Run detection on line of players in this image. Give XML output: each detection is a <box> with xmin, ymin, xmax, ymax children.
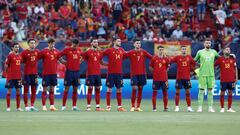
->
<box><xmin>4</xmin><ymin>37</ymin><xmax>238</xmax><ymax>112</ymax></box>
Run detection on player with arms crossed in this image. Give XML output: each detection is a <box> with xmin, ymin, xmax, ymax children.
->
<box><xmin>194</xmin><ymin>38</ymin><xmax>219</xmax><ymax>112</ymax></box>
<box><xmin>103</xmin><ymin>37</ymin><xmax>127</xmax><ymax>111</ymax></box>
<box><xmin>5</xmin><ymin>43</ymin><xmax>23</xmax><ymax>111</ymax></box>
<box><xmin>125</xmin><ymin>38</ymin><xmax>152</xmax><ymax>112</ymax></box>
<box><xmin>39</xmin><ymin>38</ymin><xmax>61</xmax><ymax>111</ymax></box>
<box><xmin>215</xmin><ymin>47</ymin><xmax>238</xmax><ymax>112</ymax></box>
<box><xmin>21</xmin><ymin>39</ymin><xmax>39</xmax><ymax>111</ymax></box>
<box><xmin>60</xmin><ymin>39</ymin><xmax>82</xmax><ymax>111</ymax></box>
<box><xmin>171</xmin><ymin>46</ymin><xmax>195</xmax><ymax>112</ymax></box>
<box><xmin>82</xmin><ymin>38</ymin><xmax>105</xmax><ymax>111</ymax></box>
<box><xmin>149</xmin><ymin>46</ymin><xmax>170</xmax><ymax>112</ymax></box>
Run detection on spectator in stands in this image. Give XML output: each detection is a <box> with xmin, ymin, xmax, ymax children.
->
<box><xmin>162</xmin><ymin>26</ymin><xmax>173</xmax><ymax>41</ymax></box>
<box><xmin>197</xmin><ymin>0</ymin><xmax>206</xmax><ymax>21</ymax></box>
<box><xmin>77</xmin><ymin>15</ymin><xmax>87</xmax><ymax>40</ymax></box>
<box><xmin>86</xmin><ymin>13</ymin><xmax>96</xmax><ymax>38</ymax></box>
<box><xmin>56</xmin><ymin>27</ymin><xmax>66</xmax><ymax>39</ymax></box>
<box><xmin>97</xmin><ymin>17</ymin><xmax>107</xmax><ymax>39</ymax></box>
<box><xmin>203</xmin><ymin>27</ymin><xmax>213</xmax><ymax>39</ymax></box>
<box><xmin>112</xmin><ymin>0</ymin><xmax>123</xmax><ymax>22</ymax></box>
<box><xmin>193</xmin><ymin>28</ymin><xmax>204</xmax><ymax>41</ymax></box>
<box><xmin>34</xmin><ymin>3</ymin><xmax>45</xmax><ymax>15</ymax></box>
<box><xmin>2</xmin><ymin>6</ymin><xmax>11</xmax><ymax>25</ymax></box>
<box><xmin>145</xmin><ymin>26</ymin><xmax>154</xmax><ymax>41</ymax></box>
<box><xmin>13</xmin><ymin>21</ymin><xmax>26</xmax><ymax>41</ymax></box>
<box><xmin>212</xmin><ymin>5</ymin><xmax>227</xmax><ymax>36</ymax></box>
<box><xmin>16</xmin><ymin>1</ymin><xmax>28</xmax><ymax>26</ymax></box>
<box><xmin>124</xmin><ymin>26</ymin><xmax>136</xmax><ymax>41</ymax></box>
<box><xmin>172</xmin><ymin>25</ymin><xmax>183</xmax><ymax>40</ymax></box>
<box><xmin>131</xmin><ymin>4</ymin><xmax>138</xmax><ymax>18</ymax></box>
<box><xmin>59</xmin><ymin>1</ymin><xmax>71</xmax><ymax>27</ymax></box>
<box><xmin>0</xmin><ymin>23</ymin><xmax>5</xmax><ymax>39</ymax></box>
<box><xmin>185</xmin><ymin>4</ymin><xmax>194</xmax><ymax>24</ymax></box>
<box><xmin>184</xmin><ymin>27</ymin><xmax>194</xmax><ymax>40</ymax></box>
<box><xmin>164</xmin><ymin>16</ymin><xmax>174</xmax><ymax>29</ymax></box>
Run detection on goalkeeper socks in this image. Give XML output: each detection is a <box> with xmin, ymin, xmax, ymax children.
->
<box><xmin>42</xmin><ymin>91</ymin><xmax>47</xmax><ymax>106</ymax></box>
<box><xmin>49</xmin><ymin>91</ymin><xmax>54</xmax><ymax>105</ymax></box>
<box><xmin>72</xmin><ymin>91</ymin><xmax>78</xmax><ymax>107</ymax></box>
<box><xmin>152</xmin><ymin>91</ymin><xmax>158</xmax><ymax>109</ymax></box>
<box><xmin>186</xmin><ymin>93</ymin><xmax>191</xmax><ymax>107</ymax></box>
<box><xmin>175</xmin><ymin>92</ymin><xmax>180</xmax><ymax>106</ymax></box>
<box><xmin>220</xmin><ymin>91</ymin><xmax>225</xmax><ymax>108</ymax></box>
<box><xmin>95</xmin><ymin>87</ymin><xmax>101</xmax><ymax>105</ymax></box>
<box><xmin>162</xmin><ymin>90</ymin><xmax>168</xmax><ymax>109</ymax></box>
<box><xmin>106</xmin><ymin>92</ymin><xmax>111</xmax><ymax>107</ymax></box>
<box><xmin>198</xmin><ymin>89</ymin><xmax>204</xmax><ymax>107</ymax></box>
<box><xmin>207</xmin><ymin>90</ymin><xmax>213</xmax><ymax>108</ymax></box>
<box><xmin>30</xmin><ymin>86</ymin><xmax>36</xmax><ymax>107</ymax></box>
<box><xmin>6</xmin><ymin>93</ymin><xmax>11</xmax><ymax>108</ymax></box>
<box><xmin>16</xmin><ymin>93</ymin><xmax>21</xmax><ymax>108</ymax></box>
<box><xmin>87</xmin><ymin>87</ymin><xmax>93</xmax><ymax>105</ymax></box>
<box><xmin>23</xmin><ymin>85</ymin><xmax>29</xmax><ymax>107</ymax></box>
<box><xmin>136</xmin><ymin>86</ymin><xmax>143</xmax><ymax>108</ymax></box>
<box><xmin>62</xmin><ymin>91</ymin><xmax>68</xmax><ymax>106</ymax></box>
<box><xmin>228</xmin><ymin>91</ymin><xmax>233</xmax><ymax>109</ymax></box>
<box><xmin>116</xmin><ymin>92</ymin><xmax>122</xmax><ymax>107</ymax></box>
<box><xmin>131</xmin><ymin>87</ymin><xmax>137</xmax><ymax>107</ymax></box>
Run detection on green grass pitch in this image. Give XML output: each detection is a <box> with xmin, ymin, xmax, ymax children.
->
<box><xmin>0</xmin><ymin>99</ymin><xmax>239</xmax><ymax>135</ymax></box>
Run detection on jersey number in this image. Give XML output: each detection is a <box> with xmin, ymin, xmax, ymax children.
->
<box><xmin>16</xmin><ymin>60</ymin><xmax>20</xmax><ymax>65</ymax></box>
<box><xmin>182</xmin><ymin>61</ymin><xmax>187</xmax><ymax>66</ymax></box>
<box><xmin>73</xmin><ymin>54</ymin><xmax>78</xmax><ymax>59</ymax></box>
<box><xmin>31</xmin><ymin>56</ymin><xmax>36</xmax><ymax>61</ymax></box>
<box><xmin>225</xmin><ymin>63</ymin><xmax>230</xmax><ymax>68</ymax></box>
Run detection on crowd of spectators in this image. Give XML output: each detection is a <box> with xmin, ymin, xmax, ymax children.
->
<box><xmin>0</xmin><ymin>0</ymin><xmax>239</xmax><ymax>46</ymax></box>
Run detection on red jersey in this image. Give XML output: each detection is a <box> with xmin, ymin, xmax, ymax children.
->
<box><xmin>150</xmin><ymin>56</ymin><xmax>169</xmax><ymax>81</ymax></box>
<box><xmin>102</xmin><ymin>47</ymin><xmax>126</xmax><ymax>74</ymax></box>
<box><xmin>125</xmin><ymin>49</ymin><xmax>152</xmax><ymax>76</ymax></box>
<box><xmin>171</xmin><ymin>55</ymin><xmax>195</xmax><ymax>80</ymax></box>
<box><xmin>21</xmin><ymin>49</ymin><xmax>39</xmax><ymax>75</ymax></box>
<box><xmin>82</xmin><ymin>49</ymin><xmax>103</xmax><ymax>75</ymax></box>
<box><xmin>39</xmin><ymin>48</ymin><xmax>60</xmax><ymax>76</ymax></box>
<box><xmin>215</xmin><ymin>56</ymin><xmax>236</xmax><ymax>82</ymax></box>
<box><xmin>59</xmin><ymin>47</ymin><xmax>82</xmax><ymax>71</ymax></box>
<box><xmin>5</xmin><ymin>52</ymin><xmax>22</xmax><ymax>80</ymax></box>
<box><xmin>16</xmin><ymin>5</ymin><xmax>28</xmax><ymax>20</ymax></box>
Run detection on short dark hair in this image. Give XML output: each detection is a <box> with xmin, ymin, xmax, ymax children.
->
<box><xmin>12</xmin><ymin>42</ymin><xmax>19</xmax><ymax>48</ymax></box>
<box><xmin>72</xmin><ymin>38</ymin><xmax>79</xmax><ymax>45</ymax></box>
<box><xmin>180</xmin><ymin>45</ymin><xmax>186</xmax><ymax>48</ymax></box>
<box><xmin>133</xmin><ymin>38</ymin><xmax>141</xmax><ymax>43</ymax></box>
<box><xmin>48</xmin><ymin>38</ymin><xmax>55</xmax><ymax>43</ymax></box>
<box><xmin>205</xmin><ymin>38</ymin><xmax>211</xmax><ymax>42</ymax></box>
<box><xmin>157</xmin><ymin>46</ymin><xmax>164</xmax><ymax>49</ymax></box>
<box><xmin>90</xmin><ymin>37</ymin><xmax>97</xmax><ymax>43</ymax></box>
<box><xmin>27</xmin><ymin>38</ymin><xmax>36</xmax><ymax>44</ymax></box>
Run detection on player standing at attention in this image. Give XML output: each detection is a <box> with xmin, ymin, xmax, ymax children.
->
<box><xmin>60</xmin><ymin>39</ymin><xmax>82</xmax><ymax>111</ymax></box>
<box><xmin>39</xmin><ymin>38</ymin><xmax>61</xmax><ymax>111</ymax></box>
<box><xmin>21</xmin><ymin>39</ymin><xmax>39</xmax><ymax>111</ymax></box>
<box><xmin>149</xmin><ymin>46</ymin><xmax>169</xmax><ymax>112</ymax></box>
<box><xmin>82</xmin><ymin>38</ymin><xmax>105</xmax><ymax>111</ymax></box>
<box><xmin>194</xmin><ymin>38</ymin><xmax>219</xmax><ymax>112</ymax></box>
<box><xmin>171</xmin><ymin>46</ymin><xmax>195</xmax><ymax>112</ymax></box>
<box><xmin>125</xmin><ymin>38</ymin><xmax>152</xmax><ymax>112</ymax></box>
<box><xmin>5</xmin><ymin>43</ymin><xmax>23</xmax><ymax>112</ymax></box>
<box><xmin>102</xmin><ymin>37</ymin><xmax>127</xmax><ymax>111</ymax></box>
<box><xmin>215</xmin><ymin>47</ymin><xmax>238</xmax><ymax>112</ymax></box>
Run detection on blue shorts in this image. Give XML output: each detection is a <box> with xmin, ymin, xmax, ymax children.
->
<box><xmin>64</xmin><ymin>70</ymin><xmax>80</xmax><ymax>86</ymax></box>
<box><xmin>131</xmin><ymin>75</ymin><xmax>147</xmax><ymax>86</ymax></box>
<box><xmin>175</xmin><ymin>79</ymin><xmax>192</xmax><ymax>89</ymax></box>
<box><xmin>106</xmin><ymin>74</ymin><xmax>123</xmax><ymax>89</ymax></box>
<box><xmin>197</xmin><ymin>3</ymin><xmax>206</xmax><ymax>14</ymax></box>
<box><xmin>86</xmin><ymin>75</ymin><xmax>102</xmax><ymax>86</ymax></box>
<box><xmin>5</xmin><ymin>79</ymin><xmax>22</xmax><ymax>89</ymax></box>
<box><xmin>152</xmin><ymin>81</ymin><xmax>168</xmax><ymax>90</ymax></box>
<box><xmin>23</xmin><ymin>74</ymin><xmax>38</xmax><ymax>86</ymax></box>
<box><xmin>42</xmin><ymin>74</ymin><xmax>57</xmax><ymax>87</ymax></box>
<box><xmin>220</xmin><ymin>82</ymin><xmax>235</xmax><ymax>91</ymax></box>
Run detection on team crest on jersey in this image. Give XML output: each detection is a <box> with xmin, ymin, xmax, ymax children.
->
<box><xmin>163</xmin><ymin>60</ymin><xmax>166</xmax><ymax>63</ymax></box>
<box><xmin>133</xmin><ymin>53</ymin><xmax>136</xmax><ymax>56</ymax></box>
<box><xmin>230</xmin><ymin>60</ymin><xmax>233</xmax><ymax>63</ymax></box>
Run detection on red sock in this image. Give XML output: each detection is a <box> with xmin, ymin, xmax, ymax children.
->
<box><xmin>95</xmin><ymin>88</ymin><xmax>101</xmax><ymax>105</ymax></box>
<box><xmin>106</xmin><ymin>92</ymin><xmax>111</xmax><ymax>106</ymax></box>
<box><xmin>152</xmin><ymin>91</ymin><xmax>158</xmax><ymax>109</ymax></box>
<box><xmin>72</xmin><ymin>91</ymin><xmax>78</xmax><ymax>107</ymax></box>
<box><xmin>116</xmin><ymin>92</ymin><xmax>122</xmax><ymax>107</ymax></box>
<box><xmin>137</xmin><ymin>86</ymin><xmax>143</xmax><ymax>108</ymax></box>
<box><xmin>220</xmin><ymin>91</ymin><xmax>225</xmax><ymax>108</ymax></box>
<box><xmin>186</xmin><ymin>93</ymin><xmax>191</xmax><ymax>107</ymax></box>
<box><xmin>131</xmin><ymin>87</ymin><xmax>137</xmax><ymax>107</ymax></box>
<box><xmin>6</xmin><ymin>93</ymin><xmax>11</xmax><ymax>108</ymax></box>
<box><xmin>42</xmin><ymin>91</ymin><xmax>47</xmax><ymax>106</ymax></box>
<box><xmin>162</xmin><ymin>90</ymin><xmax>168</xmax><ymax>109</ymax></box>
<box><xmin>23</xmin><ymin>85</ymin><xmax>29</xmax><ymax>107</ymax></box>
<box><xmin>16</xmin><ymin>93</ymin><xmax>21</xmax><ymax>108</ymax></box>
<box><xmin>228</xmin><ymin>91</ymin><xmax>233</xmax><ymax>109</ymax></box>
<box><xmin>87</xmin><ymin>87</ymin><xmax>93</xmax><ymax>105</ymax></box>
<box><xmin>30</xmin><ymin>86</ymin><xmax>36</xmax><ymax>107</ymax></box>
<box><xmin>175</xmin><ymin>93</ymin><xmax>180</xmax><ymax>106</ymax></box>
<box><xmin>62</xmin><ymin>91</ymin><xmax>68</xmax><ymax>106</ymax></box>
<box><xmin>49</xmin><ymin>91</ymin><xmax>54</xmax><ymax>105</ymax></box>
